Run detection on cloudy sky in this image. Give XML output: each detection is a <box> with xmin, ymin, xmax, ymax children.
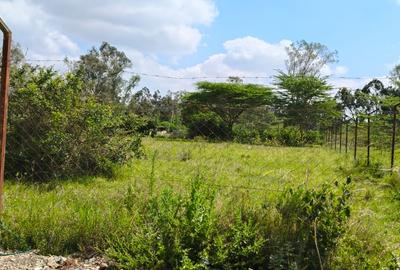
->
<box><xmin>0</xmin><ymin>0</ymin><xmax>399</xmax><ymax>92</ymax></box>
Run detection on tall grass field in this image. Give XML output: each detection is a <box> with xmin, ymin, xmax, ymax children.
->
<box><xmin>1</xmin><ymin>138</ymin><xmax>399</xmax><ymax>269</ymax></box>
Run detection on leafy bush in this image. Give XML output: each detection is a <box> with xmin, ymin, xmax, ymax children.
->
<box><xmin>270</xmin><ymin>178</ymin><xmax>351</xmax><ymax>269</ymax></box>
<box><xmin>210</xmin><ymin>212</ymin><xmax>267</xmax><ymax>269</ymax></box>
<box><xmin>106</xmin><ymin>178</ymin><xmax>352</xmax><ymax>269</ymax></box>
<box><xmin>182</xmin><ymin>111</ymin><xmax>230</xmax><ymax>140</ymax></box>
<box><xmin>264</xmin><ymin>126</ymin><xmax>322</xmax><ymax>146</ymax></box>
<box><xmin>233</xmin><ymin>124</ymin><xmax>261</xmax><ymax>144</ymax></box>
<box><xmin>6</xmin><ymin>68</ymin><xmax>142</xmax><ymax>181</ymax></box>
<box><xmin>106</xmin><ymin>178</ymin><xmax>216</xmax><ymax>269</ymax></box>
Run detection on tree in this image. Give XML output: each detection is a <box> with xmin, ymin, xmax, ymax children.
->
<box><xmin>128</xmin><ymin>87</ymin><xmax>155</xmax><ymax>116</ymax></box>
<box><xmin>227</xmin><ymin>76</ymin><xmax>243</xmax><ymax>84</ymax></box>
<box><xmin>358</xmin><ymin>79</ymin><xmax>384</xmax><ymax>115</ymax></box>
<box><xmin>274</xmin><ymin>41</ymin><xmax>339</xmax><ymax>131</ymax></box>
<box><xmin>390</xmin><ymin>64</ymin><xmax>400</xmax><ymax>89</ymax></box>
<box><xmin>129</xmin><ymin>88</ymin><xmax>180</xmax><ymax>122</ymax></box>
<box><xmin>73</xmin><ymin>42</ymin><xmax>140</xmax><ymax>103</ymax></box>
<box><xmin>284</xmin><ymin>40</ymin><xmax>338</xmax><ymax>77</ymax></box>
<box><xmin>182</xmin><ymin>82</ymin><xmax>273</xmax><ymax>139</ymax></box>
<box><xmin>336</xmin><ymin>79</ymin><xmax>394</xmax><ymax>119</ymax></box>
<box><xmin>275</xmin><ymin>73</ymin><xmax>336</xmax><ymax>131</ymax></box>
<box><xmin>335</xmin><ymin>87</ymin><xmax>356</xmax><ymax>119</ymax></box>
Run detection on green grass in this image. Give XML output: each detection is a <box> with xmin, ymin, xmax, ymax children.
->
<box><xmin>1</xmin><ymin>138</ymin><xmax>399</xmax><ymax>268</ymax></box>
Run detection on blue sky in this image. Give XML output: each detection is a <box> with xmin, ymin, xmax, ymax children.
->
<box><xmin>0</xmin><ymin>0</ymin><xmax>399</xmax><ymax>92</ymax></box>
<box><xmin>181</xmin><ymin>0</ymin><xmax>400</xmax><ymax>77</ymax></box>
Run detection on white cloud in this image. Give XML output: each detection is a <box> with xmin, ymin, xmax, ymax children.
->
<box><xmin>0</xmin><ymin>0</ymin><xmax>218</xmax><ymax>58</ymax></box>
<box><xmin>0</xmin><ymin>1</ymin><xmax>360</xmax><ymax>94</ymax></box>
<box><xmin>131</xmin><ymin>37</ymin><xmax>360</xmax><ymax>94</ymax></box>
<box><xmin>0</xmin><ymin>0</ymin><xmax>80</xmax><ymax>59</ymax></box>
<box><xmin>131</xmin><ymin>37</ymin><xmax>292</xmax><ymax>92</ymax></box>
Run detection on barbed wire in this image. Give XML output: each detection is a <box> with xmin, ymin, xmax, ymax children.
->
<box><xmin>6</xmin><ymin>58</ymin><xmax>389</xmax><ymax>83</ymax></box>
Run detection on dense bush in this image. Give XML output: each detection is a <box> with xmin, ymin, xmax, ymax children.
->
<box><xmin>6</xmin><ymin>68</ymin><xmax>142</xmax><ymax>181</ymax></box>
<box><xmin>270</xmin><ymin>178</ymin><xmax>351</xmax><ymax>269</ymax></box>
<box><xmin>182</xmin><ymin>110</ymin><xmax>231</xmax><ymax>140</ymax></box>
<box><xmin>232</xmin><ymin>124</ymin><xmax>261</xmax><ymax>144</ymax></box>
<box><xmin>106</xmin><ymin>179</ymin><xmax>351</xmax><ymax>269</ymax></box>
<box><xmin>230</xmin><ymin>125</ymin><xmax>324</xmax><ymax>146</ymax></box>
<box><xmin>106</xmin><ymin>179</ymin><xmax>217</xmax><ymax>269</ymax></box>
<box><xmin>264</xmin><ymin>126</ymin><xmax>323</xmax><ymax>146</ymax></box>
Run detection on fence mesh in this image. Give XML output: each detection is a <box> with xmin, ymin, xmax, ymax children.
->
<box><xmin>1</xmin><ymin>57</ymin><xmax>399</xmax><ymax>190</ymax></box>
<box><xmin>325</xmin><ymin>110</ymin><xmax>400</xmax><ymax>170</ymax></box>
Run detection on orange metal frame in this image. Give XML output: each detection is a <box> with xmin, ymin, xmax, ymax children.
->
<box><xmin>0</xmin><ymin>18</ymin><xmax>11</xmax><ymax>211</ymax></box>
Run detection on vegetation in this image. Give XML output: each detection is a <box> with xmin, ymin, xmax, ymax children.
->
<box><xmin>1</xmin><ymin>139</ymin><xmax>399</xmax><ymax>269</ymax></box>
<box><xmin>5</xmin><ymin>43</ymin><xmax>145</xmax><ymax>181</ymax></box>
<box><xmin>182</xmin><ymin>81</ymin><xmax>273</xmax><ymax>139</ymax></box>
<box><xmin>274</xmin><ymin>74</ymin><xmax>337</xmax><ymax>131</ymax></box>
<box><xmin>1</xmin><ymin>39</ymin><xmax>400</xmax><ymax>269</ymax></box>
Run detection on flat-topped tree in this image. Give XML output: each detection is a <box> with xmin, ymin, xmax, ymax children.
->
<box><xmin>182</xmin><ymin>81</ymin><xmax>273</xmax><ymax>139</ymax></box>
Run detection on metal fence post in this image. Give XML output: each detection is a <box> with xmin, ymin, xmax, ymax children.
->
<box><xmin>367</xmin><ymin>115</ymin><xmax>371</xmax><ymax>166</ymax></box>
<box><xmin>334</xmin><ymin>125</ymin><xmax>337</xmax><ymax>150</ymax></box>
<box><xmin>339</xmin><ymin>122</ymin><xmax>342</xmax><ymax>153</ymax></box>
<box><xmin>345</xmin><ymin>121</ymin><xmax>349</xmax><ymax>154</ymax></box>
<box><xmin>391</xmin><ymin>105</ymin><xmax>399</xmax><ymax>170</ymax></box>
<box><xmin>0</xmin><ymin>18</ymin><xmax>11</xmax><ymax>212</ymax></box>
<box><xmin>354</xmin><ymin>117</ymin><xmax>358</xmax><ymax>161</ymax></box>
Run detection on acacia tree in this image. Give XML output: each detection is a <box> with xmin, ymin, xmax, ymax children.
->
<box><xmin>182</xmin><ymin>81</ymin><xmax>273</xmax><ymax>139</ymax></box>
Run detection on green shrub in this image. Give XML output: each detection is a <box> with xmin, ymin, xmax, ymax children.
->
<box><xmin>106</xmin><ymin>178</ymin><xmax>352</xmax><ymax>269</ymax></box>
<box><xmin>270</xmin><ymin>178</ymin><xmax>351</xmax><ymax>269</ymax></box>
<box><xmin>183</xmin><ymin>111</ymin><xmax>230</xmax><ymax>140</ymax></box>
<box><xmin>233</xmin><ymin>124</ymin><xmax>261</xmax><ymax>144</ymax></box>
<box><xmin>210</xmin><ymin>212</ymin><xmax>267</xmax><ymax>269</ymax></box>
<box><xmin>264</xmin><ymin>126</ymin><xmax>322</xmax><ymax>146</ymax></box>
<box><xmin>106</xmin><ymin>178</ymin><xmax>216</xmax><ymax>269</ymax></box>
<box><xmin>6</xmin><ymin>68</ymin><xmax>142</xmax><ymax>181</ymax></box>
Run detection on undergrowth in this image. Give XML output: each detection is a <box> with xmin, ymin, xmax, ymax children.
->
<box><xmin>105</xmin><ymin>178</ymin><xmax>352</xmax><ymax>269</ymax></box>
<box><xmin>1</xmin><ymin>140</ymin><xmax>399</xmax><ymax>269</ymax></box>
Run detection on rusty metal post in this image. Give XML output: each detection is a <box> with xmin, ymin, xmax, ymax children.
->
<box><xmin>367</xmin><ymin>116</ymin><xmax>371</xmax><ymax>166</ymax></box>
<box><xmin>391</xmin><ymin>105</ymin><xmax>399</xmax><ymax>170</ymax></box>
<box><xmin>0</xmin><ymin>18</ymin><xmax>11</xmax><ymax>212</ymax></box>
<box><xmin>354</xmin><ymin>118</ymin><xmax>358</xmax><ymax>161</ymax></box>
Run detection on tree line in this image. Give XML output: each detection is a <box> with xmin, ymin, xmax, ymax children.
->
<box><xmin>2</xmin><ymin>40</ymin><xmax>400</xmax><ymax>180</ymax></box>
<box><xmin>130</xmin><ymin>40</ymin><xmax>400</xmax><ymax>146</ymax></box>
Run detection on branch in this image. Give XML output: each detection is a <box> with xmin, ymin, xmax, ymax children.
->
<box><xmin>313</xmin><ymin>218</ymin><xmax>324</xmax><ymax>270</ymax></box>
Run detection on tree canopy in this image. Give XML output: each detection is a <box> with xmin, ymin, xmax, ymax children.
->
<box><xmin>284</xmin><ymin>40</ymin><xmax>338</xmax><ymax>77</ymax></box>
<box><xmin>182</xmin><ymin>81</ymin><xmax>274</xmax><ymax>138</ymax></box>
<box><xmin>73</xmin><ymin>42</ymin><xmax>140</xmax><ymax>103</ymax></box>
<box><xmin>275</xmin><ymin>73</ymin><xmax>336</xmax><ymax>131</ymax></box>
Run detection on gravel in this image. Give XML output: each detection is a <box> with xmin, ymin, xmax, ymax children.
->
<box><xmin>0</xmin><ymin>250</ymin><xmax>110</xmax><ymax>270</ymax></box>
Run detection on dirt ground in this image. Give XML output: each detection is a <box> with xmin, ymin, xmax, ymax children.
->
<box><xmin>0</xmin><ymin>250</ymin><xmax>110</xmax><ymax>270</ymax></box>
